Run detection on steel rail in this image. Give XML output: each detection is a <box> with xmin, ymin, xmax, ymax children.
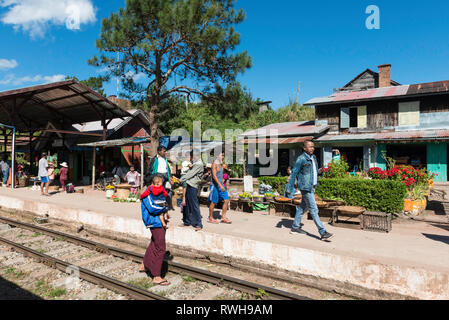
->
<box><xmin>0</xmin><ymin>235</ymin><xmax>167</xmax><ymax>300</ymax></box>
<box><xmin>0</xmin><ymin>215</ymin><xmax>310</xmax><ymax>300</ymax></box>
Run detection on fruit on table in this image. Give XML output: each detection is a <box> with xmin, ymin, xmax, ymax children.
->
<box><xmin>239</xmin><ymin>192</ymin><xmax>252</xmax><ymax>198</ymax></box>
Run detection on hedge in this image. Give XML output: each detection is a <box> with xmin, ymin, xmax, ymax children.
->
<box><xmin>316</xmin><ymin>178</ymin><xmax>407</xmax><ymax>214</ymax></box>
<box><xmin>258</xmin><ymin>176</ymin><xmax>288</xmax><ymax>195</ymax></box>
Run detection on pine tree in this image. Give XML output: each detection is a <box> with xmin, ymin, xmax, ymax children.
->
<box><xmin>89</xmin><ymin>0</ymin><xmax>251</xmax><ymax>155</ymax></box>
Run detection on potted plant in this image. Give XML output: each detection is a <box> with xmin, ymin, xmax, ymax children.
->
<box><xmin>404</xmin><ymin>184</ymin><xmax>427</xmax><ymax>216</ymax></box>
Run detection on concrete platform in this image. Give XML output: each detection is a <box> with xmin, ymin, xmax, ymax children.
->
<box><xmin>0</xmin><ymin>186</ymin><xmax>448</xmax><ymax>299</ymax></box>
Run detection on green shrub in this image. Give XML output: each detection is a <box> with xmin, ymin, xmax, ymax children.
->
<box><xmin>258</xmin><ymin>176</ymin><xmax>288</xmax><ymax>195</ymax></box>
<box><xmin>316</xmin><ymin>178</ymin><xmax>406</xmax><ymax>213</ymax></box>
<box><xmin>322</xmin><ymin>159</ymin><xmax>349</xmax><ymax>179</ymax></box>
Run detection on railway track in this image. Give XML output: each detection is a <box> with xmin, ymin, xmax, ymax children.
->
<box><xmin>0</xmin><ymin>215</ymin><xmax>310</xmax><ymax>300</ymax></box>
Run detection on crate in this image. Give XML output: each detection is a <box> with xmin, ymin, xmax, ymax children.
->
<box><xmin>361</xmin><ymin>211</ymin><xmax>392</xmax><ymax>233</ymax></box>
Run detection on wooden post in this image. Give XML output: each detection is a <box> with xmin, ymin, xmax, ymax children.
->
<box><xmin>29</xmin><ymin>131</ymin><xmax>33</xmax><ymax>173</ymax></box>
<box><xmin>3</xmin><ymin>129</ymin><xmax>7</xmax><ymax>156</ymax></box>
<box><xmin>92</xmin><ymin>147</ymin><xmax>96</xmax><ymax>190</ymax></box>
<box><xmin>140</xmin><ymin>143</ymin><xmax>144</xmax><ymax>190</ymax></box>
<box><xmin>131</xmin><ymin>145</ymin><xmax>135</xmax><ymax>166</ymax></box>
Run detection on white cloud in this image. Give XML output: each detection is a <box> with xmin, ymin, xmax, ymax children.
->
<box><xmin>0</xmin><ymin>58</ymin><xmax>18</xmax><ymax>70</ymax></box>
<box><xmin>125</xmin><ymin>70</ymin><xmax>146</xmax><ymax>82</ymax></box>
<box><xmin>0</xmin><ymin>0</ymin><xmax>96</xmax><ymax>38</ymax></box>
<box><xmin>0</xmin><ymin>73</ymin><xmax>66</xmax><ymax>86</ymax></box>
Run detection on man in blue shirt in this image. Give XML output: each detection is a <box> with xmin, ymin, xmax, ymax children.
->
<box><xmin>287</xmin><ymin>141</ymin><xmax>333</xmax><ymax>240</ymax></box>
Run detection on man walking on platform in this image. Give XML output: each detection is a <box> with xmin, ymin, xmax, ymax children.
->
<box><xmin>145</xmin><ymin>146</ymin><xmax>174</xmax><ymax>210</ymax></box>
<box><xmin>287</xmin><ymin>141</ymin><xmax>333</xmax><ymax>240</ymax></box>
<box><xmin>208</xmin><ymin>150</ymin><xmax>231</xmax><ymax>224</ymax></box>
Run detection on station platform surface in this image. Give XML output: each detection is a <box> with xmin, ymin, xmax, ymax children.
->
<box><xmin>0</xmin><ymin>186</ymin><xmax>448</xmax><ymax>299</ymax></box>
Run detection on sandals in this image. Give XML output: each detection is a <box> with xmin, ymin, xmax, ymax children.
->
<box><xmin>207</xmin><ymin>219</ymin><xmax>219</xmax><ymax>224</ymax></box>
<box><xmin>221</xmin><ymin>219</ymin><xmax>232</xmax><ymax>224</ymax></box>
<box><xmin>153</xmin><ymin>279</ymin><xmax>170</xmax><ymax>286</ymax></box>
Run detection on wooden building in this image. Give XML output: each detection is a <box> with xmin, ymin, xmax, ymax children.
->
<box><xmin>305</xmin><ymin>64</ymin><xmax>449</xmax><ymax>182</ymax></box>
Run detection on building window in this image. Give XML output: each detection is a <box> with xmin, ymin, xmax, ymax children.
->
<box><xmin>398</xmin><ymin>101</ymin><xmax>420</xmax><ymax>126</ymax></box>
<box><xmin>340</xmin><ymin>106</ymin><xmax>367</xmax><ymax>129</ymax></box>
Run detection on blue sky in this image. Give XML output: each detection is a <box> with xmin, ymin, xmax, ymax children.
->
<box><xmin>1</xmin><ymin>0</ymin><xmax>449</xmax><ymax>109</ymax></box>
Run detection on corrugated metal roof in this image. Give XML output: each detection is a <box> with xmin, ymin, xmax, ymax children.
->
<box><xmin>243</xmin><ymin>136</ymin><xmax>314</xmax><ymax>144</ymax></box>
<box><xmin>316</xmin><ymin>129</ymin><xmax>449</xmax><ymax>143</ymax></box>
<box><xmin>305</xmin><ymin>80</ymin><xmax>449</xmax><ymax>106</ymax></box>
<box><xmin>241</xmin><ymin>121</ymin><xmax>329</xmax><ymax>137</ymax></box>
<box><xmin>73</xmin><ymin>109</ymin><xmax>142</xmax><ymax>132</ymax></box>
<box><xmin>77</xmin><ymin>136</ymin><xmax>151</xmax><ymax>148</ymax></box>
<box><xmin>165</xmin><ymin>140</ymin><xmax>225</xmax><ymax>162</ymax></box>
<box><xmin>0</xmin><ymin>80</ymin><xmax>131</xmax><ymax>131</ymax></box>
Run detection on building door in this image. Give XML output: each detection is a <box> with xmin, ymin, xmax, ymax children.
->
<box><xmin>427</xmin><ymin>143</ymin><xmax>447</xmax><ymax>182</ymax></box>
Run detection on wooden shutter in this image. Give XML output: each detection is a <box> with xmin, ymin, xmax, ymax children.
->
<box><xmin>399</xmin><ymin>101</ymin><xmax>420</xmax><ymax>126</ymax></box>
<box><xmin>357</xmin><ymin>106</ymin><xmax>367</xmax><ymax>128</ymax></box>
<box><xmin>340</xmin><ymin>107</ymin><xmax>350</xmax><ymax>129</ymax></box>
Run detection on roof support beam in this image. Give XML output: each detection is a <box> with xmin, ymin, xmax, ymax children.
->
<box><xmin>69</xmin><ymin>85</ymin><xmax>124</xmax><ymax>120</ymax></box>
<box><xmin>43</xmin><ymin>129</ymin><xmax>103</xmax><ymax>137</ymax></box>
<box><xmin>30</xmin><ymin>96</ymin><xmax>78</xmax><ymax>124</ymax></box>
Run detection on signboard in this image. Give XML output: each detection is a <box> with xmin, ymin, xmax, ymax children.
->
<box><xmin>243</xmin><ymin>175</ymin><xmax>253</xmax><ymax>193</ymax></box>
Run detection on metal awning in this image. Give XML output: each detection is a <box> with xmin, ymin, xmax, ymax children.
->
<box><xmin>77</xmin><ymin>136</ymin><xmax>151</xmax><ymax>148</ymax></box>
<box><xmin>166</xmin><ymin>141</ymin><xmax>224</xmax><ymax>161</ymax></box>
<box><xmin>0</xmin><ymin>79</ymin><xmax>132</xmax><ymax>131</ymax></box>
<box><xmin>242</xmin><ymin>136</ymin><xmax>314</xmax><ymax>144</ymax></box>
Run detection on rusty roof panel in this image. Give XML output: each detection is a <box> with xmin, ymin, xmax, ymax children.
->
<box><xmin>242</xmin><ymin>121</ymin><xmax>329</xmax><ymax>137</ymax></box>
<box><xmin>316</xmin><ymin>129</ymin><xmax>449</xmax><ymax>143</ymax></box>
<box><xmin>305</xmin><ymin>80</ymin><xmax>449</xmax><ymax>106</ymax></box>
<box><xmin>0</xmin><ymin>80</ymin><xmax>131</xmax><ymax>131</ymax></box>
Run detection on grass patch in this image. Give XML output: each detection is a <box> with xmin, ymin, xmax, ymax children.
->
<box><xmin>33</xmin><ymin>279</ymin><xmax>67</xmax><ymax>299</ymax></box>
<box><xmin>36</xmin><ymin>248</ymin><xmax>46</xmax><ymax>254</ymax></box>
<box><xmin>239</xmin><ymin>292</ymin><xmax>250</xmax><ymax>300</ymax></box>
<box><xmin>127</xmin><ymin>278</ymin><xmax>154</xmax><ymax>290</ymax></box>
<box><xmin>5</xmin><ymin>267</ymin><xmax>16</xmax><ymax>274</ymax></box>
<box><xmin>32</xmin><ymin>232</ymin><xmax>42</xmax><ymax>237</ymax></box>
<box><xmin>255</xmin><ymin>288</ymin><xmax>269</xmax><ymax>299</ymax></box>
<box><xmin>182</xmin><ymin>275</ymin><xmax>196</xmax><ymax>283</ymax></box>
<box><xmin>49</xmin><ymin>288</ymin><xmax>66</xmax><ymax>298</ymax></box>
<box><xmin>158</xmin><ymin>290</ymin><xmax>168</xmax><ymax>297</ymax></box>
<box><xmin>7</xmin><ymin>269</ymin><xmax>28</xmax><ymax>280</ymax></box>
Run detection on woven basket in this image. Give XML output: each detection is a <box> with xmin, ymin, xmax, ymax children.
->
<box><xmin>275</xmin><ymin>197</ymin><xmax>292</xmax><ymax>203</ymax></box>
<box><xmin>325</xmin><ymin>200</ymin><xmax>345</xmax><ymax>206</ymax></box>
<box><xmin>253</xmin><ymin>196</ymin><xmax>264</xmax><ymax>202</ymax></box>
<box><xmin>239</xmin><ymin>196</ymin><xmax>251</xmax><ymax>202</ymax></box>
<box><xmin>316</xmin><ymin>200</ymin><xmax>329</xmax><ymax>208</ymax></box>
<box><xmin>115</xmin><ymin>183</ymin><xmax>131</xmax><ymax>200</ymax></box>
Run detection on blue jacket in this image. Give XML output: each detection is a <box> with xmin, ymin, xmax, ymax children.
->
<box><xmin>141</xmin><ymin>194</ymin><xmax>167</xmax><ymax>228</ymax></box>
<box><xmin>288</xmin><ymin>152</ymin><xmax>319</xmax><ymax>192</ymax></box>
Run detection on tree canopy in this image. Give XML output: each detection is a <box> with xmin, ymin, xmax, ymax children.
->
<box><xmin>89</xmin><ymin>0</ymin><xmax>251</xmax><ymax>155</ymax></box>
<box><xmin>65</xmin><ymin>76</ymin><xmax>106</xmax><ymax>96</ymax></box>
